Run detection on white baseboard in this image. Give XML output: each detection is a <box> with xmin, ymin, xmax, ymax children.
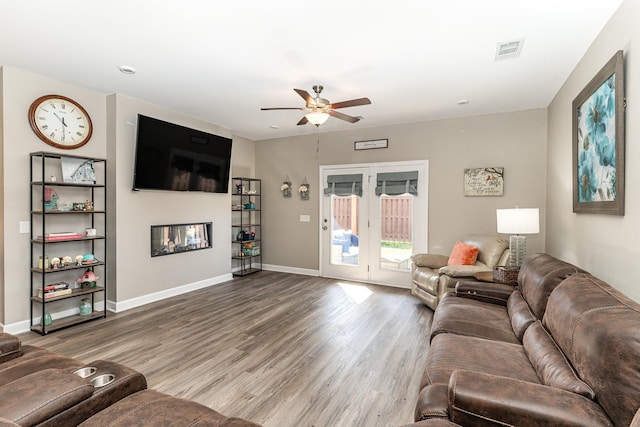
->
<box><xmin>2</xmin><ymin>274</ymin><xmax>232</xmax><ymax>334</ymax></box>
<box><xmin>110</xmin><ymin>273</ymin><xmax>233</xmax><ymax>313</ymax></box>
<box><xmin>262</xmin><ymin>263</ymin><xmax>320</xmax><ymax>276</ymax></box>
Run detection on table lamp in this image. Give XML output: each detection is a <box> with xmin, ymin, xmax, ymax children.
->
<box><xmin>496</xmin><ymin>208</ymin><xmax>539</xmax><ymax>267</ymax></box>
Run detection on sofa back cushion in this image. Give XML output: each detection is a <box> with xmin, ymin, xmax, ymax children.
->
<box><xmin>507</xmin><ymin>291</ymin><xmax>536</xmax><ymax>341</ymax></box>
<box><xmin>522</xmin><ymin>321</ymin><xmax>595</xmax><ymax>399</ymax></box>
<box><xmin>518</xmin><ymin>253</ymin><xmax>586</xmax><ymax>319</ymax></box>
<box><xmin>462</xmin><ymin>235</ymin><xmax>508</xmax><ymax>268</ymax></box>
<box><xmin>544</xmin><ymin>274</ymin><xmax>640</xmax><ymax>427</ymax></box>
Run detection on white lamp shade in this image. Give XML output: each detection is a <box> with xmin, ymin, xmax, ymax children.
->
<box><xmin>305</xmin><ymin>111</ymin><xmax>330</xmax><ymax>125</ymax></box>
<box><xmin>496</xmin><ymin>208</ymin><xmax>539</xmax><ymax>234</ymax></box>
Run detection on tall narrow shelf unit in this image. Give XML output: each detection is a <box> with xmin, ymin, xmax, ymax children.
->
<box><xmin>232</xmin><ymin>177</ymin><xmax>262</xmax><ymax>277</ymax></box>
<box><xmin>30</xmin><ymin>152</ymin><xmax>107</xmax><ymax>334</ymax></box>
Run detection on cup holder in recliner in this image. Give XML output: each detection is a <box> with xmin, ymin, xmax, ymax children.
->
<box><xmin>91</xmin><ymin>374</ymin><xmax>115</xmax><ymax>387</ymax></box>
<box><xmin>74</xmin><ymin>367</ymin><xmax>97</xmax><ymax>378</ymax></box>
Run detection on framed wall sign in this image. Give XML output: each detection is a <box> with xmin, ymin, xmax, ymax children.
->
<box><xmin>354</xmin><ymin>139</ymin><xmax>388</xmax><ymax>150</ymax></box>
<box><xmin>464</xmin><ymin>167</ymin><xmax>504</xmax><ymax>196</ymax></box>
<box><xmin>572</xmin><ymin>50</ymin><xmax>625</xmax><ymax>215</ymax></box>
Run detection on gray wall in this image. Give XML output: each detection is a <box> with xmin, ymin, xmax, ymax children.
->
<box><xmin>546</xmin><ymin>0</ymin><xmax>640</xmax><ymax>302</ymax></box>
<box><xmin>256</xmin><ymin>109</ymin><xmax>548</xmax><ymax>271</ymax></box>
<box><xmin>0</xmin><ymin>67</ymin><xmax>254</xmax><ymax>329</ymax></box>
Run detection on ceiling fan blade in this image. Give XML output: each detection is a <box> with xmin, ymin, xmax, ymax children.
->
<box><xmin>260</xmin><ymin>107</ymin><xmax>304</xmax><ymax>111</ymax></box>
<box><xmin>294</xmin><ymin>89</ymin><xmax>313</xmax><ymax>105</ymax></box>
<box><xmin>330</xmin><ymin>97</ymin><xmax>371</xmax><ymax>109</ymax></box>
<box><xmin>328</xmin><ymin>110</ymin><xmax>360</xmax><ymax>123</ymax></box>
<box><xmin>297</xmin><ymin>116</ymin><xmax>309</xmax><ymax>126</ymax></box>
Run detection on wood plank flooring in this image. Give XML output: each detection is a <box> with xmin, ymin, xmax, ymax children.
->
<box><xmin>19</xmin><ymin>271</ymin><xmax>433</xmax><ymax>427</ymax></box>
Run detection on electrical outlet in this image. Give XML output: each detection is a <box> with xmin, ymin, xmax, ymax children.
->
<box><xmin>299</xmin><ymin>215</ymin><xmax>311</xmax><ymax>222</ymax></box>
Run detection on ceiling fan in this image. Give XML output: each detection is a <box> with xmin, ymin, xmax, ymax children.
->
<box><xmin>261</xmin><ymin>85</ymin><xmax>371</xmax><ymax>126</ymax></box>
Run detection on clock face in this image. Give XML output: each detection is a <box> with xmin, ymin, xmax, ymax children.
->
<box><xmin>28</xmin><ymin>95</ymin><xmax>93</xmax><ymax>149</ymax></box>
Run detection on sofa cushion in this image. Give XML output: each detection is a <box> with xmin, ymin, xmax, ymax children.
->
<box><xmin>0</xmin><ymin>345</ymin><xmax>84</xmax><ymax>387</ymax></box>
<box><xmin>447</xmin><ymin>241</ymin><xmax>478</xmax><ymax>266</ymax></box>
<box><xmin>517</xmin><ymin>253</ymin><xmax>586</xmax><ymax>320</ymax></box>
<box><xmin>422</xmin><ymin>334</ymin><xmax>540</xmax><ymax>388</ymax></box>
<box><xmin>430</xmin><ymin>292</ymin><xmax>519</xmax><ymax>344</ymax></box>
<box><xmin>544</xmin><ymin>274</ymin><xmax>640</xmax><ymax>427</ymax></box>
<box><xmin>463</xmin><ymin>235</ymin><xmax>508</xmax><ymax>267</ymax></box>
<box><xmin>522</xmin><ymin>321</ymin><xmax>595</xmax><ymax>399</ymax></box>
<box><xmin>507</xmin><ymin>291</ymin><xmax>537</xmax><ymax>341</ymax></box>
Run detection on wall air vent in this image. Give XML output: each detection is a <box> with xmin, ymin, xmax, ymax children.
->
<box><xmin>495</xmin><ymin>38</ymin><xmax>524</xmax><ymax>61</ymax></box>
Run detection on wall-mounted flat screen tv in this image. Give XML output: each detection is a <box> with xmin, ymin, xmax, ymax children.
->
<box><xmin>132</xmin><ymin>114</ymin><xmax>232</xmax><ymax>193</ymax></box>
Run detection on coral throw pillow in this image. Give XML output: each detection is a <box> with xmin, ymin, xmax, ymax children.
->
<box><xmin>447</xmin><ymin>241</ymin><xmax>479</xmax><ymax>266</ymax></box>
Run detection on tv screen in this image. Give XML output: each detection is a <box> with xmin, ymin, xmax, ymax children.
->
<box><xmin>132</xmin><ymin>115</ymin><xmax>232</xmax><ymax>193</ymax></box>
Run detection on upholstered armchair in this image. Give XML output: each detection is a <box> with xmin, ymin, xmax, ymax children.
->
<box><xmin>410</xmin><ymin>235</ymin><xmax>509</xmax><ymax>310</ymax></box>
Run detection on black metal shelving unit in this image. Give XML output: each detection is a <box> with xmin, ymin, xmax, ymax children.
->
<box><xmin>231</xmin><ymin>177</ymin><xmax>262</xmax><ymax>277</ymax></box>
<box><xmin>30</xmin><ymin>151</ymin><xmax>107</xmax><ymax>334</ymax></box>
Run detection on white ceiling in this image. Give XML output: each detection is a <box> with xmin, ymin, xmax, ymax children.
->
<box><xmin>0</xmin><ymin>1</ymin><xmax>623</xmax><ymax>141</ymax></box>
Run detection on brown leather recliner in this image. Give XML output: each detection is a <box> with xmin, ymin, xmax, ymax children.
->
<box><xmin>410</xmin><ymin>235</ymin><xmax>509</xmax><ymax>310</ymax></box>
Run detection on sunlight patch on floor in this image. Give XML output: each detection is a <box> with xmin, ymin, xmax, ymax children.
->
<box><xmin>338</xmin><ymin>282</ymin><xmax>373</xmax><ymax>304</ymax></box>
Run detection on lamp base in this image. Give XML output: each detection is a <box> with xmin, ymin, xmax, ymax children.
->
<box><xmin>509</xmin><ymin>235</ymin><xmax>527</xmax><ymax>267</ymax></box>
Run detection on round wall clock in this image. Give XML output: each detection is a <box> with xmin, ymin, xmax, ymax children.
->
<box><xmin>28</xmin><ymin>94</ymin><xmax>93</xmax><ymax>150</ymax></box>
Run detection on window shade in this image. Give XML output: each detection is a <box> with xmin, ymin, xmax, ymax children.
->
<box><xmin>324</xmin><ymin>174</ymin><xmax>363</xmax><ymax>197</ymax></box>
<box><xmin>375</xmin><ymin>171</ymin><xmax>418</xmax><ymax>196</ymax></box>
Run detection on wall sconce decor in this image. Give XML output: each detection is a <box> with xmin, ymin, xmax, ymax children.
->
<box><xmin>299</xmin><ymin>178</ymin><xmax>310</xmax><ymax>200</ymax></box>
<box><xmin>281</xmin><ymin>175</ymin><xmax>292</xmax><ymax>197</ymax></box>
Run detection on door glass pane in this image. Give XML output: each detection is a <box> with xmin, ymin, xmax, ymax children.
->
<box><xmin>330</xmin><ymin>195</ymin><xmax>359</xmax><ymax>266</ymax></box>
<box><xmin>379</xmin><ymin>195</ymin><xmax>412</xmax><ymax>271</ymax></box>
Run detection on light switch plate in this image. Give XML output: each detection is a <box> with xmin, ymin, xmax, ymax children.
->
<box><xmin>299</xmin><ymin>215</ymin><xmax>310</xmax><ymax>222</ymax></box>
<box><xmin>19</xmin><ymin>221</ymin><xmax>30</xmax><ymax>234</ymax></box>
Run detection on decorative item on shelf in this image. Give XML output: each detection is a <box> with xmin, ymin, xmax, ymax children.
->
<box><xmin>61</xmin><ymin>256</ymin><xmax>73</xmax><ymax>267</ymax></box>
<box><xmin>496</xmin><ymin>207</ymin><xmax>540</xmax><ymax>267</ymax></box>
<box><xmin>243</xmin><ymin>201</ymin><xmax>256</xmax><ymax>209</ymax></box>
<box><xmin>43</xmin><ymin>187</ymin><xmax>59</xmax><ymax>211</ymax></box>
<box><xmin>50</xmin><ymin>257</ymin><xmax>61</xmax><ymax>269</ymax></box>
<box><xmin>81</xmin><ymin>254</ymin><xmax>98</xmax><ymax>265</ymax></box>
<box><xmin>299</xmin><ymin>178</ymin><xmax>310</xmax><ymax>200</ymax></box>
<box><xmin>235</xmin><ymin>183</ymin><xmax>243</xmax><ymax>194</ymax></box>
<box><xmin>38</xmin><ymin>255</ymin><xmax>50</xmax><ymax>270</ymax></box>
<box><xmin>72</xmin><ymin>202</ymin><xmax>86</xmax><ymax>211</ymax></box>
<box><xmin>281</xmin><ymin>176</ymin><xmax>292</xmax><ymax>197</ymax></box>
<box><xmin>57</xmin><ymin>201</ymin><xmax>71</xmax><ymax>211</ymax></box>
<box><xmin>75</xmin><ymin>255</ymin><xmax>84</xmax><ymax>266</ymax></box>
<box><xmin>79</xmin><ymin>298</ymin><xmax>92</xmax><ymax>316</ymax></box>
<box><xmin>77</xmin><ymin>269</ymin><xmax>99</xmax><ymax>289</ymax></box>
<box><xmin>42</xmin><ymin>311</ymin><xmax>52</xmax><ymax>326</ymax></box>
<box><xmin>85</xmin><ymin>200</ymin><xmax>94</xmax><ymax>211</ymax></box>
<box><xmin>85</xmin><ymin>228</ymin><xmax>97</xmax><ymax>237</ymax></box>
<box><xmin>50</xmin><ymin>175</ymin><xmax>57</xmax><ymax>182</ymax></box>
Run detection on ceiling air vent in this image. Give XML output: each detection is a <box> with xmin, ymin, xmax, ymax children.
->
<box><xmin>495</xmin><ymin>39</ymin><xmax>524</xmax><ymax>61</ymax></box>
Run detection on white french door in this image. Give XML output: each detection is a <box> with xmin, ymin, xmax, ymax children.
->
<box><xmin>320</xmin><ymin>161</ymin><xmax>428</xmax><ymax>287</ymax></box>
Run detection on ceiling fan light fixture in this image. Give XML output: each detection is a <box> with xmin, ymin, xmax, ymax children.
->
<box><xmin>305</xmin><ymin>111</ymin><xmax>330</xmax><ymax>126</ymax></box>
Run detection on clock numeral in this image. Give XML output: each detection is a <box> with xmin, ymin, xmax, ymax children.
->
<box><xmin>49</xmin><ymin>132</ymin><xmax>56</xmax><ymax>138</ymax></box>
<box><xmin>61</xmin><ymin>103</ymin><xmax>66</xmax><ymax>110</ymax></box>
<box><xmin>76</xmin><ymin>131</ymin><xmax>83</xmax><ymax>137</ymax></box>
<box><xmin>42</xmin><ymin>125</ymin><xmax>49</xmax><ymax>130</ymax></box>
<box><xmin>38</xmin><ymin>116</ymin><xmax>46</xmax><ymax>121</ymax></box>
<box><xmin>79</xmin><ymin>125</ymin><xmax>85</xmax><ymax>129</ymax></box>
<box><xmin>49</xmin><ymin>103</ymin><xmax>56</xmax><ymax>109</ymax></box>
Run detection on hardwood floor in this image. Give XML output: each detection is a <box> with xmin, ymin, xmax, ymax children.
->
<box><xmin>19</xmin><ymin>271</ymin><xmax>433</xmax><ymax>427</ymax></box>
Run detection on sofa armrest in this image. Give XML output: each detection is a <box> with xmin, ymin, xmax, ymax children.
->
<box><xmin>0</xmin><ymin>333</ymin><xmax>21</xmax><ymax>364</ymax></box>
<box><xmin>448</xmin><ymin>370</ymin><xmax>614</xmax><ymax>427</ymax></box>
<box><xmin>412</xmin><ymin>254</ymin><xmax>448</xmax><ymax>269</ymax></box>
<box><xmin>0</xmin><ymin>368</ymin><xmax>94</xmax><ymax>426</ymax></box>
<box><xmin>454</xmin><ymin>281</ymin><xmax>515</xmax><ymax>306</ymax></box>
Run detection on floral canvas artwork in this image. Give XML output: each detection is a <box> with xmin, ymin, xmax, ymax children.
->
<box><xmin>576</xmin><ymin>74</ymin><xmax>617</xmax><ymax>202</ymax></box>
<box><xmin>572</xmin><ymin>50</ymin><xmax>624</xmax><ymax>215</ymax></box>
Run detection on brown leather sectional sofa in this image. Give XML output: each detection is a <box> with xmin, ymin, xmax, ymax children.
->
<box><xmin>0</xmin><ymin>333</ymin><xmax>260</xmax><ymax>426</ymax></box>
<box><xmin>408</xmin><ymin>253</ymin><xmax>640</xmax><ymax>427</ymax></box>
